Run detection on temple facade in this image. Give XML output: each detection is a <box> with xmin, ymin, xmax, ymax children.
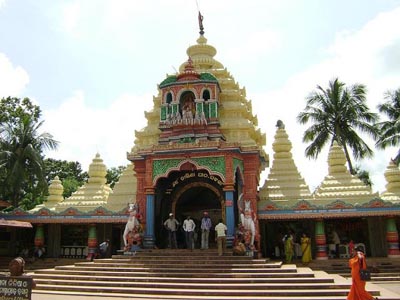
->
<box><xmin>258</xmin><ymin>123</ymin><xmax>400</xmax><ymax>259</ymax></box>
<box><xmin>1</xmin><ymin>24</ymin><xmax>399</xmax><ymax>260</ymax></box>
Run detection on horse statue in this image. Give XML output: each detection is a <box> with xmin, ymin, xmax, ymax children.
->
<box><xmin>239</xmin><ymin>195</ymin><xmax>256</xmax><ymax>247</ymax></box>
<box><xmin>123</xmin><ymin>203</ymin><xmax>140</xmax><ymax>247</ymax></box>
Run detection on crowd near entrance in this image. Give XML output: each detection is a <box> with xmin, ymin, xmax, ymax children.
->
<box><xmin>153</xmin><ymin>170</ymin><xmax>225</xmax><ymax>249</ymax></box>
<box><xmin>260</xmin><ymin>217</ymin><xmax>387</xmax><ymax>260</ymax></box>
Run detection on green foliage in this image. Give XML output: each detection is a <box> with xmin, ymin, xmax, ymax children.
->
<box><xmin>376</xmin><ymin>88</ymin><xmax>400</xmax><ymax>164</ymax></box>
<box><xmin>43</xmin><ymin>158</ymin><xmax>88</xmax><ymax>198</ymax></box>
<box><xmin>354</xmin><ymin>166</ymin><xmax>372</xmax><ymax>187</ymax></box>
<box><xmin>61</xmin><ymin>177</ymin><xmax>83</xmax><ymax>198</ymax></box>
<box><xmin>0</xmin><ymin>97</ymin><xmax>41</xmax><ymax>124</ymax></box>
<box><xmin>106</xmin><ymin>166</ymin><xmax>125</xmax><ymax>189</ymax></box>
<box><xmin>0</xmin><ymin>97</ymin><xmax>58</xmax><ymax>208</ymax></box>
<box><xmin>297</xmin><ymin>78</ymin><xmax>379</xmax><ymax>174</ymax></box>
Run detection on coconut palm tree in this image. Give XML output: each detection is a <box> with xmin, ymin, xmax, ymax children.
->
<box><xmin>297</xmin><ymin>78</ymin><xmax>379</xmax><ymax>174</ymax></box>
<box><xmin>0</xmin><ymin>115</ymin><xmax>58</xmax><ymax>207</ymax></box>
<box><xmin>376</xmin><ymin>88</ymin><xmax>400</xmax><ymax>164</ymax></box>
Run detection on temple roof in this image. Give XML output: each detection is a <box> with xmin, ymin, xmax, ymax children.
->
<box><xmin>37</xmin><ymin>153</ymin><xmax>113</xmax><ymax>213</ymax></box>
<box><xmin>130</xmin><ymin>34</ymin><xmax>268</xmax><ymax>165</ymax></box>
<box><xmin>312</xmin><ymin>141</ymin><xmax>378</xmax><ymax>204</ymax></box>
<box><xmin>380</xmin><ymin>159</ymin><xmax>400</xmax><ymax>203</ymax></box>
<box><xmin>106</xmin><ymin>163</ymin><xmax>138</xmax><ymax>211</ymax></box>
<box><xmin>258</xmin><ymin>121</ymin><xmax>311</xmax><ymax>205</ymax></box>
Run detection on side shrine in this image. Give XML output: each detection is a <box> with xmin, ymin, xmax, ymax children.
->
<box><xmin>1</xmin><ymin>21</ymin><xmax>400</xmax><ymax>261</ymax></box>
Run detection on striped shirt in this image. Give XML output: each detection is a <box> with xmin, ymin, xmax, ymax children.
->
<box><xmin>201</xmin><ymin>217</ymin><xmax>212</xmax><ymax>230</ymax></box>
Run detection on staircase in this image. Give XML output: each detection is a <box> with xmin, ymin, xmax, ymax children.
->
<box><xmin>30</xmin><ymin>249</ymin><xmax>399</xmax><ymax>299</ymax></box>
<box><xmin>306</xmin><ymin>257</ymin><xmax>400</xmax><ymax>283</ymax></box>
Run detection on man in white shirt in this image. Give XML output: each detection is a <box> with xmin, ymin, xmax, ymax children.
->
<box><xmin>183</xmin><ymin>216</ymin><xmax>196</xmax><ymax>250</ymax></box>
<box><xmin>215</xmin><ymin>219</ymin><xmax>227</xmax><ymax>256</ymax></box>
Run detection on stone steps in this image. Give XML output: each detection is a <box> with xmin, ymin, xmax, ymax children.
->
<box><xmin>305</xmin><ymin>257</ymin><xmax>400</xmax><ymax>283</ymax></box>
<box><xmin>29</xmin><ymin>250</ymin><xmax>395</xmax><ymax>299</ymax></box>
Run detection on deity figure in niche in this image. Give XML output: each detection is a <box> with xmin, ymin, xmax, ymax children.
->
<box><xmin>181</xmin><ymin>93</ymin><xmax>195</xmax><ymax>125</ymax></box>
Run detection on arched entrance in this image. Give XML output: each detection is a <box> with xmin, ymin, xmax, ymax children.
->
<box><xmin>154</xmin><ymin>170</ymin><xmax>225</xmax><ymax>249</ymax></box>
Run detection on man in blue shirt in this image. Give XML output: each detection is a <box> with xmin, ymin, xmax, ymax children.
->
<box><xmin>200</xmin><ymin>211</ymin><xmax>212</xmax><ymax>249</ymax></box>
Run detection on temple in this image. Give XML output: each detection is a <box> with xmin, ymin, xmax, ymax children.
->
<box><xmin>1</xmin><ymin>15</ymin><xmax>399</xmax><ymax>261</ymax></box>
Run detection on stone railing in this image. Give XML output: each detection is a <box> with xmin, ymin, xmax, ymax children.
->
<box><xmin>60</xmin><ymin>245</ymin><xmax>88</xmax><ymax>258</ymax></box>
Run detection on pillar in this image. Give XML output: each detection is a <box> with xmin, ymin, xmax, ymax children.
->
<box><xmin>34</xmin><ymin>224</ymin><xmax>45</xmax><ymax>248</ymax></box>
<box><xmin>386</xmin><ymin>217</ymin><xmax>400</xmax><ymax>258</ymax></box>
<box><xmin>315</xmin><ymin>219</ymin><xmax>328</xmax><ymax>260</ymax></box>
<box><xmin>143</xmin><ymin>194</ymin><xmax>155</xmax><ymax>249</ymax></box>
<box><xmin>87</xmin><ymin>224</ymin><xmax>97</xmax><ymax>261</ymax></box>
<box><xmin>225</xmin><ymin>190</ymin><xmax>234</xmax><ymax>248</ymax></box>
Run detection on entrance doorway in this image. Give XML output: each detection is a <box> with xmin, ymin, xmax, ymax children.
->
<box><xmin>154</xmin><ymin>171</ymin><xmax>224</xmax><ymax>249</ymax></box>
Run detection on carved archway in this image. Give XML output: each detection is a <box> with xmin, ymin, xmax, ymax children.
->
<box><xmin>171</xmin><ymin>181</ymin><xmax>225</xmax><ymax>222</ymax></box>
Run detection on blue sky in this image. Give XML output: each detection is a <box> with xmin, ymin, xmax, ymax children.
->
<box><xmin>1</xmin><ymin>0</ymin><xmax>400</xmax><ymax>193</ymax></box>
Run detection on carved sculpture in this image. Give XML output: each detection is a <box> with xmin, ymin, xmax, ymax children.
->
<box><xmin>123</xmin><ymin>203</ymin><xmax>142</xmax><ymax>250</ymax></box>
<box><xmin>238</xmin><ymin>194</ymin><xmax>256</xmax><ymax>247</ymax></box>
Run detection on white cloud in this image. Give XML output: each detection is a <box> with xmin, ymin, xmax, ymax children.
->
<box><xmin>255</xmin><ymin>6</ymin><xmax>400</xmax><ymax>194</ymax></box>
<box><xmin>6</xmin><ymin>2</ymin><xmax>399</xmax><ymax>196</ymax></box>
<box><xmin>42</xmin><ymin>90</ymin><xmax>152</xmax><ymax>171</ymax></box>
<box><xmin>0</xmin><ymin>53</ymin><xmax>29</xmax><ymax>97</ymax></box>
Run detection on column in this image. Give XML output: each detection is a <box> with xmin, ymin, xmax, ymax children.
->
<box><xmin>87</xmin><ymin>224</ymin><xmax>97</xmax><ymax>261</ymax></box>
<box><xmin>225</xmin><ymin>190</ymin><xmax>234</xmax><ymax>248</ymax></box>
<box><xmin>315</xmin><ymin>219</ymin><xmax>328</xmax><ymax>260</ymax></box>
<box><xmin>34</xmin><ymin>224</ymin><xmax>45</xmax><ymax>258</ymax></box>
<box><xmin>386</xmin><ymin>217</ymin><xmax>400</xmax><ymax>258</ymax></box>
<box><xmin>34</xmin><ymin>224</ymin><xmax>45</xmax><ymax>248</ymax></box>
<box><xmin>143</xmin><ymin>194</ymin><xmax>155</xmax><ymax>249</ymax></box>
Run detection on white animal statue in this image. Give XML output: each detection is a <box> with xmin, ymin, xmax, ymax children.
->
<box><xmin>240</xmin><ymin>199</ymin><xmax>256</xmax><ymax>246</ymax></box>
<box><xmin>123</xmin><ymin>204</ymin><xmax>140</xmax><ymax>247</ymax></box>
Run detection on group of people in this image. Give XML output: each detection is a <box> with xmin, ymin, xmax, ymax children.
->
<box><xmin>5</xmin><ymin>238</ymin><xmax>376</xmax><ymax>300</ymax></box>
<box><xmin>163</xmin><ymin>212</ymin><xmax>227</xmax><ymax>255</ymax></box>
<box><xmin>281</xmin><ymin>231</ymin><xmax>312</xmax><ymax>264</ymax></box>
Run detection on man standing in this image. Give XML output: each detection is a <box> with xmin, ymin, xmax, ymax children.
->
<box><xmin>200</xmin><ymin>211</ymin><xmax>212</xmax><ymax>249</ymax></box>
<box><xmin>332</xmin><ymin>230</ymin><xmax>341</xmax><ymax>258</ymax></box>
<box><xmin>164</xmin><ymin>213</ymin><xmax>179</xmax><ymax>249</ymax></box>
<box><xmin>183</xmin><ymin>215</ymin><xmax>196</xmax><ymax>250</ymax></box>
<box><xmin>215</xmin><ymin>219</ymin><xmax>227</xmax><ymax>256</ymax></box>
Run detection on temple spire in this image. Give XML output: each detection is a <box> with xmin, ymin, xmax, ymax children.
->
<box><xmin>198</xmin><ymin>11</ymin><xmax>204</xmax><ymax>35</ymax></box>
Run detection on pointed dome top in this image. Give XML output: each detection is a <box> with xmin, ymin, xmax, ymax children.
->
<box><xmin>313</xmin><ymin>141</ymin><xmax>377</xmax><ymax>202</ymax></box>
<box><xmin>384</xmin><ymin>159</ymin><xmax>400</xmax><ymax>192</ymax></box>
<box><xmin>47</xmin><ymin>176</ymin><xmax>64</xmax><ymax>204</ymax></box>
<box><xmin>88</xmin><ymin>153</ymin><xmax>107</xmax><ymax>184</ymax></box>
<box><xmin>183</xmin><ymin>35</ymin><xmax>219</xmax><ymax>71</ymax></box>
<box><xmin>380</xmin><ymin>159</ymin><xmax>400</xmax><ymax>202</ymax></box>
<box><xmin>52</xmin><ymin>153</ymin><xmax>111</xmax><ymax>212</ymax></box>
<box><xmin>327</xmin><ymin>141</ymin><xmax>347</xmax><ymax>174</ymax></box>
<box><xmin>258</xmin><ymin>121</ymin><xmax>311</xmax><ymax>204</ymax></box>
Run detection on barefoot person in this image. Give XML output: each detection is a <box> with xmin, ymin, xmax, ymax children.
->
<box><xmin>347</xmin><ymin>246</ymin><xmax>377</xmax><ymax>300</ymax></box>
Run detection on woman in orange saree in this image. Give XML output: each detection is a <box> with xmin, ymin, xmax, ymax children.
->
<box><xmin>347</xmin><ymin>246</ymin><xmax>377</xmax><ymax>300</ymax></box>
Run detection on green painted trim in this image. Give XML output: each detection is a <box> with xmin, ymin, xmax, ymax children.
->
<box><xmin>159</xmin><ymin>75</ymin><xmax>178</xmax><ymax>88</ymax></box>
<box><xmin>315</xmin><ymin>220</ymin><xmax>325</xmax><ymax>235</ymax></box>
<box><xmin>153</xmin><ymin>159</ymin><xmax>182</xmax><ymax>180</ymax></box>
<box><xmin>35</xmin><ymin>225</ymin><xmax>44</xmax><ymax>239</ymax></box>
<box><xmin>386</xmin><ymin>217</ymin><xmax>398</xmax><ymax>232</ymax></box>
<box><xmin>233</xmin><ymin>158</ymin><xmax>244</xmax><ymax>176</ymax></box>
<box><xmin>153</xmin><ymin>157</ymin><xmax>226</xmax><ymax>181</ymax></box>
<box><xmin>88</xmin><ymin>225</ymin><xmax>97</xmax><ymax>238</ymax></box>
